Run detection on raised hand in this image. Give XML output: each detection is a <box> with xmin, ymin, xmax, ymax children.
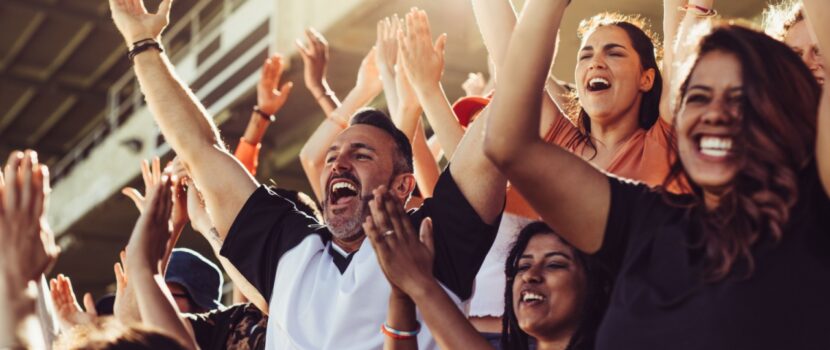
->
<box><xmin>122</xmin><ymin>157</ymin><xmax>186</xmax><ymax>247</ymax></box>
<box><xmin>49</xmin><ymin>274</ymin><xmax>97</xmax><ymax>332</ymax></box>
<box><xmin>113</xmin><ymin>250</ymin><xmax>141</xmax><ymax>324</ymax></box>
<box><xmin>356</xmin><ymin>47</ymin><xmax>383</xmax><ymax>98</ymax></box>
<box><xmin>462</xmin><ymin>72</ymin><xmax>487</xmax><ymax>97</ymax></box>
<box><xmin>257</xmin><ymin>54</ymin><xmax>294</xmax><ymax>116</ymax></box>
<box><xmin>125</xmin><ymin>176</ymin><xmax>174</xmax><ymax>275</ymax></box>
<box><xmin>376</xmin><ymin>15</ymin><xmax>402</xmax><ymax>76</ymax></box>
<box><xmin>296</xmin><ymin>28</ymin><xmax>332</xmax><ymax>97</ymax></box>
<box><xmin>121</xmin><ymin>157</ymin><xmax>161</xmax><ymax>213</ymax></box>
<box><xmin>399</xmin><ymin>8</ymin><xmax>448</xmax><ymax>93</ymax></box>
<box><xmin>0</xmin><ymin>150</ymin><xmax>58</xmax><ymax>285</ymax></box>
<box><xmin>108</xmin><ymin>0</ymin><xmax>172</xmax><ymax>46</ymax></box>
<box><xmin>364</xmin><ymin>186</ymin><xmax>435</xmax><ymax>296</ymax></box>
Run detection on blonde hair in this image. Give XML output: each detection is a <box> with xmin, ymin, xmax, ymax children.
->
<box><xmin>763</xmin><ymin>0</ymin><xmax>804</xmax><ymax>41</ymax></box>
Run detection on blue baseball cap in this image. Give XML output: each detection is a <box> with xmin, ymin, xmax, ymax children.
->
<box><xmin>165</xmin><ymin>248</ymin><xmax>224</xmax><ymax>311</ymax></box>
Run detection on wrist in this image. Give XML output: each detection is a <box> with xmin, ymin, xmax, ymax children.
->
<box><xmin>403</xmin><ymin>275</ymin><xmax>440</xmax><ymax>303</ymax></box>
<box><xmin>413</xmin><ymin>81</ymin><xmax>443</xmax><ymax>98</ymax></box>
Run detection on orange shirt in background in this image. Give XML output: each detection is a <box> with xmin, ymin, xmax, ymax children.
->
<box><xmin>544</xmin><ymin>115</ymin><xmax>680</xmax><ymax>193</ymax></box>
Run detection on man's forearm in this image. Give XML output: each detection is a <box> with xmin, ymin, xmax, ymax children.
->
<box><xmin>133</xmin><ymin>50</ymin><xmax>224</xmax><ymax>162</ymax></box>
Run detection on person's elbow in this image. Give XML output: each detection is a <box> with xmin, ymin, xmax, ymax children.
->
<box><xmin>483</xmin><ymin>126</ymin><xmax>519</xmax><ymax>171</ymax></box>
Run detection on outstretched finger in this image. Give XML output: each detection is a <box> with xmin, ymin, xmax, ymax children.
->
<box><xmin>260</xmin><ymin>57</ymin><xmax>275</xmax><ymax>85</ymax></box>
<box><xmin>295</xmin><ymin>39</ymin><xmax>312</xmax><ymax>59</ymax></box>
<box><xmin>20</xmin><ymin>151</ymin><xmax>34</xmax><ymax>212</ymax></box>
<box><xmin>4</xmin><ymin>151</ymin><xmax>22</xmax><ymax>213</ymax></box>
<box><xmin>309</xmin><ymin>28</ymin><xmax>328</xmax><ymax>50</ymax></box>
<box><xmin>140</xmin><ymin>159</ymin><xmax>151</xmax><ymax>189</ymax></box>
<box><xmin>121</xmin><ymin>187</ymin><xmax>145</xmax><ymax>212</ymax></box>
<box><xmin>156</xmin><ymin>0</ymin><xmax>173</xmax><ymax>18</ymax></box>
<box><xmin>272</xmin><ymin>55</ymin><xmax>285</xmax><ymax>85</ymax></box>
<box><xmin>304</xmin><ymin>30</ymin><xmax>319</xmax><ymax>55</ymax></box>
<box><xmin>114</xmin><ymin>262</ymin><xmax>126</xmax><ymax>288</ymax></box>
<box><xmin>83</xmin><ymin>293</ymin><xmax>98</xmax><ymax>316</ymax></box>
<box><xmin>434</xmin><ymin>33</ymin><xmax>447</xmax><ymax>56</ymax></box>
<box><xmin>151</xmin><ymin>157</ymin><xmax>161</xmax><ymax>185</ymax></box>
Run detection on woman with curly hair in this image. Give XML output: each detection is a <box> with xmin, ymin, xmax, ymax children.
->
<box><xmin>484</xmin><ymin>0</ymin><xmax>830</xmax><ymax>348</ymax></box>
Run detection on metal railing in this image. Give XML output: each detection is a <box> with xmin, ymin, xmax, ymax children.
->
<box><xmin>52</xmin><ymin>0</ymin><xmax>249</xmax><ymax>184</ymax></box>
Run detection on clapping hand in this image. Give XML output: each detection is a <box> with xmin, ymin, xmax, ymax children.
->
<box><xmin>125</xmin><ymin>175</ymin><xmax>174</xmax><ymax>275</ymax></box>
<box><xmin>376</xmin><ymin>15</ymin><xmax>402</xmax><ymax>77</ymax></box>
<box><xmin>0</xmin><ymin>151</ymin><xmax>59</xmax><ymax>286</ymax></box>
<box><xmin>296</xmin><ymin>28</ymin><xmax>332</xmax><ymax>98</ymax></box>
<box><xmin>399</xmin><ymin>8</ymin><xmax>447</xmax><ymax>94</ymax></box>
<box><xmin>49</xmin><ymin>274</ymin><xmax>97</xmax><ymax>332</ymax></box>
<box><xmin>364</xmin><ymin>186</ymin><xmax>435</xmax><ymax>297</ymax></box>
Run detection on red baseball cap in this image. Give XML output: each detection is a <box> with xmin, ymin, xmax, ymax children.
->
<box><xmin>451</xmin><ymin>91</ymin><xmax>494</xmax><ymax>128</ymax></box>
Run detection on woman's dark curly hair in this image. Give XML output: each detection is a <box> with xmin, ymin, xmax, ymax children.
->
<box><xmin>500</xmin><ymin>222</ymin><xmax>612</xmax><ymax>350</ymax></box>
<box><xmin>663</xmin><ymin>23</ymin><xmax>820</xmax><ymax>281</ymax></box>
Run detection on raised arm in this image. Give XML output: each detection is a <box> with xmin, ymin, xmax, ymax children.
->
<box><xmin>125</xmin><ymin>178</ymin><xmax>198</xmax><ymax>350</ymax></box>
<box><xmin>109</xmin><ymin>0</ymin><xmax>256</xmax><ymax>240</ymax></box>
<box><xmin>377</xmin><ymin>16</ymin><xmax>403</xmax><ymax>123</ymax></box>
<box><xmin>234</xmin><ymin>54</ymin><xmax>294</xmax><ymax>175</ymax></box>
<box><xmin>296</xmin><ymin>28</ymin><xmax>341</xmax><ymax>116</ymax></box>
<box><xmin>0</xmin><ymin>151</ymin><xmax>57</xmax><ymax>350</ymax></box>
<box><xmin>483</xmin><ymin>0</ymin><xmax>610</xmax><ymax>253</ymax></box>
<box><xmin>660</xmin><ymin>0</ymin><xmax>716</xmax><ymax>124</ymax></box>
<box><xmin>399</xmin><ymin>9</ymin><xmax>466</xmax><ymax>160</ymax></box>
<box><xmin>471</xmin><ymin>0</ymin><xmax>570</xmax><ymax>137</ymax></box>
<box><xmin>802</xmin><ymin>0</ymin><xmax>830</xmax><ymax>195</ymax></box>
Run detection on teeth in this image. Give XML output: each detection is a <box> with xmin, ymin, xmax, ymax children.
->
<box><xmin>521</xmin><ymin>292</ymin><xmax>545</xmax><ymax>302</ymax></box>
<box><xmin>699</xmin><ymin>136</ymin><xmax>732</xmax><ymax>157</ymax></box>
<box><xmin>700</xmin><ymin>136</ymin><xmax>732</xmax><ymax>150</ymax></box>
<box><xmin>701</xmin><ymin>148</ymin><xmax>728</xmax><ymax>157</ymax></box>
<box><xmin>331</xmin><ymin>181</ymin><xmax>357</xmax><ymax>192</ymax></box>
<box><xmin>589</xmin><ymin>77</ymin><xmax>609</xmax><ymax>86</ymax></box>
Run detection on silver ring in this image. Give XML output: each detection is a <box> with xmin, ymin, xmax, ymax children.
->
<box><xmin>383</xmin><ymin>230</ymin><xmax>394</xmax><ymax>236</ymax></box>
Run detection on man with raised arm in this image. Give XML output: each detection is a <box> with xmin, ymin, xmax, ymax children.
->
<box><xmin>108</xmin><ymin>1</ymin><xmax>505</xmax><ymax>349</ymax></box>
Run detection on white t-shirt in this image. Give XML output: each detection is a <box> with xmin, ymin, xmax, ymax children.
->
<box><xmin>220</xmin><ymin>171</ymin><xmax>499</xmax><ymax>349</ymax></box>
<box><xmin>469</xmin><ymin>213</ymin><xmax>534</xmax><ymax>317</ymax></box>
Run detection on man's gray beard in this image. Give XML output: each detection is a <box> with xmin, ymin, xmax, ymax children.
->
<box><xmin>324</xmin><ymin>196</ymin><xmax>371</xmax><ymax>242</ymax></box>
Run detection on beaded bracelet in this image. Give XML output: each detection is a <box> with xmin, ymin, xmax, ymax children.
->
<box><xmin>128</xmin><ymin>38</ymin><xmax>164</xmax><ymax>61</ymax></box>
<box><xmin>381</xmin><ymin>322</ymin><xmax>421</xmax><ymax>340</ymax></box>
<box><xmin>253</xmin><ymin>105</ymin><xmax>276</xmax><ymax>122</ymax></box>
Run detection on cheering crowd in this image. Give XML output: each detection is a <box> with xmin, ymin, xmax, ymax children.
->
<box><xmin>1</xmin><ymin>0</ymin><xmax>828</xmax><ymax>349</ymax></box>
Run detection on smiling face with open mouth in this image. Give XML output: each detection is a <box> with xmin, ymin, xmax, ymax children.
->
<box><xmin>575</xmin><ymin>25</ymin><xmax>655</xmax><ymax>124</ymax></box>
<box><xmin>321</xmin><ymin>125</ymin><xmax>399</xmax><ymax>242</ymax></box>
<box><xmin>511</xmin><ymin>233</ymin><xmax>586</xmax><ymax>341</ymax></box>
<box><xmin>676</xmin><ymin>50</ymin><xmax>745</xmax><ymax>198</ymax></box>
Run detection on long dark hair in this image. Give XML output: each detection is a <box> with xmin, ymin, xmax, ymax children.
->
<box><xmin>501</xmin><ymin>222</ymin><xmax>612</xmax><ymax>350</ymax></box>
<box><xmin>564</xmin><ymin>13</ymin><xmax>663</xmax><ymax>157</ymax></box>
<box><xmin>663</xmin><ymin>23</ymin><xmax>820</xmax><ymax>281</ymax></box>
